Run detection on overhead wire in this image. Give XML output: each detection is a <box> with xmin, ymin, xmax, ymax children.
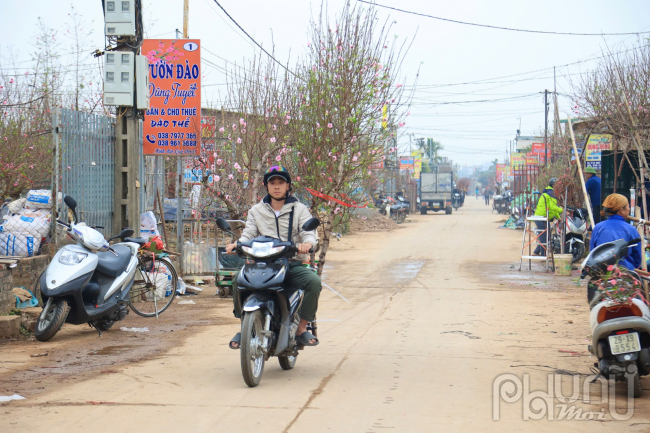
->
<box><xmin>210</xmin><ymin>0</ymin><xmax>298</xmax><ymax>79</ymax></box>
<box><xmin>359</xmin><ymin>1</ymin><xmax>650</xmax><ymax>36</ymax></box>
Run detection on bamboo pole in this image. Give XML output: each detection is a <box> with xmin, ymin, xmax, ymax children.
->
<box><xmin>567</xmin><ymin>116</ymin><xmax>595</xmax><ymax>227</ymax></box>
<box><xmin>619</xmin><ymin>91</ymin><xmax>649</xmax><ymax>280</ymax></box>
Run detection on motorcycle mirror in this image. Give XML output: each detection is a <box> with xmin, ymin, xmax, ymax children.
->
<box><xmin>629</xmin><ymin>237</ymin><xmax>642</xmax><ymax>246</ymax></box>
<box><xmin>64</xmin><ymin>195</ymin><xmax>77</xmax><ymax>211</ymax></box>
<box><xmin>301</xmin><ymin>217</ymin><xmax>320</xmax><ymax>232</ymax></box>
<box><xmin>120</xmin><ymin>228</ymin><xmax>135</xmax><ymax>239</ymax></box>
<box><xmin>64</xmin><ymin>195</ymin><xmax>78</xmax><ymax>223</ymax></box>
<box><xmin>216</xmin><ymin>217</ymin><xmax>231</xmax><ymax>232</ymax></box>
<box><xmin>109</xmin><ymin>228</ymin><xmax>135</xmax><ymax>243</ymax></box>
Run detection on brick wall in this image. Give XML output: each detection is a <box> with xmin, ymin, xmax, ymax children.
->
<box><xmin>0</xmin><ymin>254</ymin><xmax>51</xmax><ymax>314</ymax></box>
<box><xmin>12</xmin><ymin>255</ymin><xmax>51</xmax><ymax>304</ymax></box>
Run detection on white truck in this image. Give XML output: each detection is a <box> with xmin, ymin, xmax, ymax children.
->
<box><xmin>419</xmin><ymin>166</ymin><xmax>453</xmax><ymax>215</ymax></box>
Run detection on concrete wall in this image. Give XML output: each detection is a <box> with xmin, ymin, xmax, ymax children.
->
<box><xmin>0</xmin><ymin>255</ymin><xmax>51</xmax><ymax>314</ymax></box>
<box><xmin>0</xmin><ymin>268</ymin><xmax>13</xmax><ymax>315</ymax></box>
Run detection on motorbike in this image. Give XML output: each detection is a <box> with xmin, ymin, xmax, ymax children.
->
<box><xmin>452</xmin><ymin>193</ymin><xmax>461</xmax><ymax>211</ymax></box>
<box><xmin>390</xmin><ymin>197</ymin><xmax>408</xmax><ymax>224</ymax></box>
<box><xmin>551</xmin><ymin>207</ymin><xmax>587</xmax><ymax>263</ymax></box>
<box><xmin>492</xmin><ymin>190</ymin><xmax>513</xmax><ymax>215</ymax></box>
<box><xmin>216</xmin><ymin>216</ymin><xmax>321</xmax><ymax>387</ymax></box>
<box><xmin>582</xmin><ymin>237</ymin><xmax>650</xmax><ymax>398</ymax></box>
<box><xmin>35</xmin><ymin>196</ymin><xmax>143</xmax><ymax>341</ymax></box>
<box><xmin>378</xmin><ymin>197</ymin><xmax>407</xmax><ymax>223</ymax></box>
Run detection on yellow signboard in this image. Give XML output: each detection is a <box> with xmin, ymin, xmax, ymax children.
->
<box><xmin>511</xmin><ymin>155</ymin><xmax>525</xmax><ymax>168</ymax></box>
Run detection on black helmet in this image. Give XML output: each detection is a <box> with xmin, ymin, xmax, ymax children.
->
<box><xmin>263</xmin><ymin>165</ymin><xmax>292</xmax><ymax>185</ymax></box>
<box><xmin>548</xmin><ymin>178</ymin><xmax>557</xmax><ymax>187</ymax></box>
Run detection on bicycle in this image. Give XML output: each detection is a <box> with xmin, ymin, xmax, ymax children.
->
<box><xmin>128</xmin><ymin>250</ymin><xmax>178</xmax><ymax>317</ymax></box>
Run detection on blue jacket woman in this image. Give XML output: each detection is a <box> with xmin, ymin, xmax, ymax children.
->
<box><xmin>590</xmin><ymin>193</ymin><xmax>642</xmax><ymax>270</ymax></box>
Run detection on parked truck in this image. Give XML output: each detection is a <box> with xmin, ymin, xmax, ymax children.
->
<box><xmin>419</xmin><ymin>163</ymin><xmax>453</xmax><ymax>215</ymax></box>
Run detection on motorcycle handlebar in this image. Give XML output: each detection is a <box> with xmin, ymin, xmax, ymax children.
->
<box><xmin>56</xmin><ymin>220</ymin><xmax>70</xmax><ymax>228</ymax></box>
<box><xmin>230</xmin><ymin>241</ymin><xmax>313</xmax><ymax>256</ymax></box>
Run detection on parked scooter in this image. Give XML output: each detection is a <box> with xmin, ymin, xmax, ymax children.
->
<box><xmin>552</xmin><ymin>207</ymin><xmax>587</xmax><ymax>263</ymax></box>
<box><xmin>582</xmin><ymin>237</ymin><xmax>650</xmax><ymax>398</ymax></box>
<box><xmin>35</xmin><ymin>196</ymin><xmax>143</xmax><ymax>341</ymax></box>
<box><xmin>216</xmin><ymin>216</ymin><xmax>320</xmax><ymax>387</ymax></box>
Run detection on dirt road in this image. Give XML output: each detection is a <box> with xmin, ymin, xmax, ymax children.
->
<box><xmin>3</xmin><ymin>198</ymin><xmax>650</xmax><ymax>431</ymax></box>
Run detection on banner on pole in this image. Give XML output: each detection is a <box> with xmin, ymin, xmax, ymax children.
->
<box><xmin>399</xmin><ymin>156</ymin><xmax>414</xmax><ymax>170</ymax></box>
<box><xmin>496</xmin><ymin>163</ymin><xmax>506</xmax><ymax>182</ymax></box>
<box><xmin>142</xmin><ymin>39</ymin><xmax>201</xmax><ymax>156</ymax></box>
<box><xmin>511</xmin><ymin>154</ymin><xmax>525</xmax><ymax>168</ymax></box>
<box><xmin>585</xmin><ymin>134</ymin><xmax>612</xmax><ymax>170</ymax></box>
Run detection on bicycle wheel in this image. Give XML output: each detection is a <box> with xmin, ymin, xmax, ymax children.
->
<box><xmin>129</xmin><ymin>256</ymin><xmax>178</xmax><ymax>317</ymax></box>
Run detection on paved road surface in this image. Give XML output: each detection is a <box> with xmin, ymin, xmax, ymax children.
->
<box><xmin>5</xmin><ymin>198</ymin><xmax>650</xmax><ymax>432</ymax></box>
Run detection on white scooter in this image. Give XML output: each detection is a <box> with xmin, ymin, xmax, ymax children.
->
<box><xmin>35</xmin><ymin>196</ymin><xmax>143</xmax><ymax>341</ymax></box>
<box><xmin>582</xmin><ymin>237</ymin><xmax>650</xmax><ymax>398</ymax></box>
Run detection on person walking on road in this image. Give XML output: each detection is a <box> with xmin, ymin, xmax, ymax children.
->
<box><xmin>484</xmin><ymin>187</ymin><xmax>490</xmax><ymax>205</ymax></box>
<box><xmin>533</xmin><ymin>178</ymin><xmax>563</xmax><ymax>256</ymax></box>
<box><xmin>585</xmin><ymin>167</ymin><xmax>601</xmax><ymax>226</ymax></box>
<box><xmin>475</xmin><ymin>186</ymin><xmax>479</xmax><ymax>199</ymax></box>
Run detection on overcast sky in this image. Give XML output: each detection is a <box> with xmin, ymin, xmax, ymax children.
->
<box><xmin>2</xmin><ymin>0</ymin><xmax>649</xmax><ymax>167</ymax></box>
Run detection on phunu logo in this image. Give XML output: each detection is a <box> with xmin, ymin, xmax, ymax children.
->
<box><xmin>493</xmin><ymin>366</ymin><xmax>636</xmax><ymax>421</ymax></box>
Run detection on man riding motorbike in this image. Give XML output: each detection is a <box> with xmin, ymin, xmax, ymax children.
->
<box><xmin>226</xmin><ymin>166</ymin><xmax>321</xmax><ymax>348</ymax></box>
<box><xmin>533</xmin><ymin>178</ymin><xmax>563</xmax><ymax>256</ymax></box>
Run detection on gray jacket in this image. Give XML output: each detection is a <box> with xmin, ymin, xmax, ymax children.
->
<box><xmin>240</xmin><ymin>195</ymin><xmax>318</xmax><ymax>262</ymax></box>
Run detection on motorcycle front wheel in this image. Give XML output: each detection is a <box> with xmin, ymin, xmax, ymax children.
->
<box><xmin>241</xmin><ymin>310</ymin><xmax>265</xmax><ymax>387</ymax></box>
<box><xmin>569</xmin><ymin>242</ymin><xmax>585</xmax><ymax>263</ymax></box>
<box><xmin>34</xmin><ymin>299</ymin><xmax>70</xmax><ymax>342</ymax></box>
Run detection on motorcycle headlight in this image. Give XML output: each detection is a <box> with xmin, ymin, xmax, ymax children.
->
<box><xmin>242</xmin><ymin>242</ymin><xmax>286</xmax><ymax>258</ymax></box>
<box><xmin>59</xmin><ymin>250</ymin><xmax>88</xmax><ymax>265</ymax></box>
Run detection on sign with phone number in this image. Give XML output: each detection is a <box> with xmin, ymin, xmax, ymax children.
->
<box><xmin>142</xmin><ymin>39</ymin><xmax>201</xmax><ymax>156</ymax></box>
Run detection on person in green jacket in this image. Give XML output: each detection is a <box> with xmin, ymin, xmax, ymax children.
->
<box><xmin>533</xmin><ymin>178</ymin><xmax>563</xmax><ymax>256</ymax></box>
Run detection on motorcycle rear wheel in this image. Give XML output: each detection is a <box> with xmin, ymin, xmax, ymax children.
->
<box><xmin>279</xmin><ymin>355</ymin><xmax>297</xmax><ymax>370</ymax></box>
<box><xmin>241</xmin><ymin>310</ymin><xmax>265</xmax><ymax>387</ymax></box>
<box><xmin>34</xmin><ymin>299</ymin><xmax>70</xmax><ymax>342</ymax></box>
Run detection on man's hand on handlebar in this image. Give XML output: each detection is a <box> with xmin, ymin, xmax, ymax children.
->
<box><xmin>225</xmin><ymin>242</ymin><xmax>238</xmax><ymax>255</ymax></box>
<box><xmin>297</xmin><ymin>243</ymin><xmax>313</xmax><ymax>255</ymax></box>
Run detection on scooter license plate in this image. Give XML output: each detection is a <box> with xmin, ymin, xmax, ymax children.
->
<box><xmin>608</xmin><ymin>332</ymin><xmax>641</xmax><ymax>355</ymax></box>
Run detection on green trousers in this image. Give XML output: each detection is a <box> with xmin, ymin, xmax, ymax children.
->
<box><xmin>232</xmin><ymin>261</ymin><xmax>322</xmax><ymax>322</ymax></box>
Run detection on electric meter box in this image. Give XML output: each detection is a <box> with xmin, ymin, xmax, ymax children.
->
<box><xmin>135</xmin><ymin>55</ymin><xmax>150</xmax><ymax>110</ymax></box>
<box><xmin>103</xmin><ymin>51</ymin><xmax>134</xmax><ymax>106</ymax></box>
<box><xmin>104</xmin><ymin>0</ymin><xmax>136</xmax><ymax>37</ymax></box>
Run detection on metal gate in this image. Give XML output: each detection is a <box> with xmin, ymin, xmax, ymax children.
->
<box><xmin>512</xmin><ymin>164</ymin><xmax>540</xmax><ymax>215</ymax></box>
<box><xmin>54</xmin><ymin>108</ymin><xmax>115</xmax><ymax>237</ymax></box>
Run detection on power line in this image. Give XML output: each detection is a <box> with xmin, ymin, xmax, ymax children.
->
<box><xmin>405</xmin><ymin>46</ymin><xmax>646</xmax><ymax>89</ymax></box>
<box><xmin>210</xmin><ymin>0</ymin><xmax>298</xmax><ymax>78</ymax></box>
<box><xmin>359</xmin><ymin>1</ymin><xmax>650</xmax><ymax>36</ymax></box>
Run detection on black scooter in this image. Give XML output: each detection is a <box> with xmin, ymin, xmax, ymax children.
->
<box><xmin>216</xmin><ymin>216</ymin><xmax>320</xmax><ymax>387</ymax></box>
<box><xmin>452</xmin><ymin>193</ymin><xmax>461</xmax><ymax>211</ymax></box>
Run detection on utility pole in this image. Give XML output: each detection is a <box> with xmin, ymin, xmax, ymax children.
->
<box><xmin>544</xmin><ymin>90</ymin><xmax>549</xmax><ymax>168</ymax></box>
<box><xmin>175</xmin><ymin>0</ymin><xmax>190</xmax><ymax>269</ymax></box>
<box><xmin>111</xmin><ymin>2</ymin><xmax>143</xmax><ymax>236</ymax></box>
<box><xmin>183</xmin><ymin>0</ymin><xmax>189</xmax><ymax>38</ymax></box>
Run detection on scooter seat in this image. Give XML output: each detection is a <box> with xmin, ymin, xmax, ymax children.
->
<box><xmin>96</xmin><ymin>245</ymin><xmax>132</xmax><ymax>277</ymax></box>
